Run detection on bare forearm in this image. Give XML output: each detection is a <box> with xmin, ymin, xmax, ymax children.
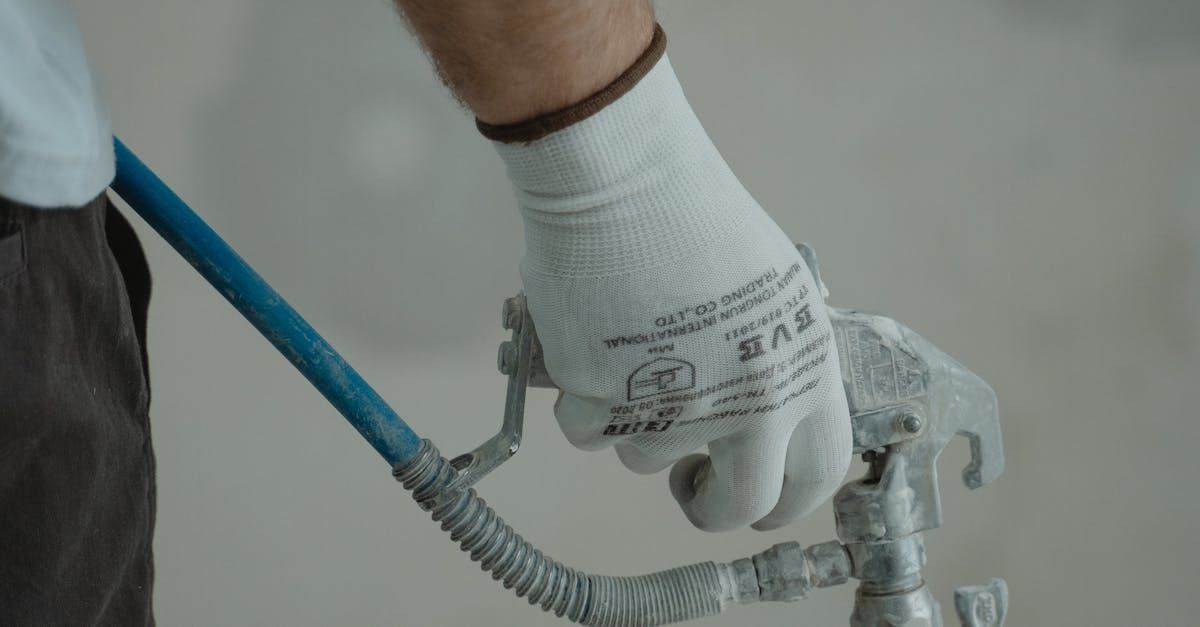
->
<box><xmin>394</xmin><ymin>0</ymin><xmax>654</xmax><ymax>124</ymax></box>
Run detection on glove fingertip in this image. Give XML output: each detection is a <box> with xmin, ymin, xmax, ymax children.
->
<box><xmin>553</xmin><ymin>391</ymin><xmax>613</xmax><ymax>451</ymax></box>
<box><xmin>667</xmin><ymin>454</ymin><xmax>709</xmax><ymax>512</ymax></box>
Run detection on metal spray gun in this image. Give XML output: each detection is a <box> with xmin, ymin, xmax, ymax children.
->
<box><xmin>112</xmin><ymin>139</ymin><xmax>1008</xmax><ymax>626</ymax></box>
<box><xmin>456</xmin><ymin>245</ymin><xmax>1009</xmax><ymax>626</ymax></box>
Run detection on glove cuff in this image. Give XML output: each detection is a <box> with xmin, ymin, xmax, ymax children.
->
<box><xmin>490</xmin><ymin>25</ymin><xmax>779</xmax><ymax>279</ymax></box>
<box><xmin>487</xmin><ymin>39</ymin><xmax>730</xmax><ymax>209</ymax></box>
<box><xmin>476</xmin><ymin>24</ymin><xmax>667</xmax><ymax>144</ymax></box>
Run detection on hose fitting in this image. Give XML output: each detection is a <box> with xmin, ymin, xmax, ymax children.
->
<box><xmin>394</xmin><ymin>440</ymin><xmax>846</xmax><ymax>626</ymax></box>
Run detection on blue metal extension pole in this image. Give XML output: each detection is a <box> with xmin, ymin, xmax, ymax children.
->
<box><xmin>110</xmin><ymin>137</ymin><xmax>423</xmax><ymax>466</ymax></box>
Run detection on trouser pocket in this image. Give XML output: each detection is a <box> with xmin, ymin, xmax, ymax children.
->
<box><xmin>0</xmin><ymin>223</ymin><xmax>25</xmax><ymax>283</ymax></box>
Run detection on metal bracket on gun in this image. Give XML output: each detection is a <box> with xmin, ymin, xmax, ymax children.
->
<box><xmin>444</xmin><ymin>292</ymin><xmax>541</xmax><ymax>492</ymax></box>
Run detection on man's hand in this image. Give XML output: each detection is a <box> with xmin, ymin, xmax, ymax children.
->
<box><xmin>499</xmin><ymin>53</ymin><xmax>852</xmax><ymax>532</ymax></box>
<box><xmin>393</xmin><ymin>0</ymin><xmax>851</xmax><ymax>531</ymax></box>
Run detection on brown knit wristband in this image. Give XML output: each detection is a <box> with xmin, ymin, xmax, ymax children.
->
<box><xmin>476</xmin><ymin>23</ymin><xmax>667</xmax><ymax>144</ymax></box>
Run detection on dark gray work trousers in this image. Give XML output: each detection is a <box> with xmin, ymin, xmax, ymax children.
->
<box><xmin>0</xmin><ymin>193</ymin><xmax>155</xmax><ymax>626</ymax></box>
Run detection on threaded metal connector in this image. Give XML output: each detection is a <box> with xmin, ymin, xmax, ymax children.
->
<box><xmin>394</xmin><ymin>440</ymin><xmax>851</xmax><ymax>624</ymax></box>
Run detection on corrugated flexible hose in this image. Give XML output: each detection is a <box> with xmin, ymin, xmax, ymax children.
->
<box><xmin>394</xmin><ymin>440</ymin><xmax>741</xmax><ymax>626</ymax></box>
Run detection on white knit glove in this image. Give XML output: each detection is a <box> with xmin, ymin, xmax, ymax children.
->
<box><xmin>491</xmin><ymin>54</ymin><xmax>852</xmax><ymax>532</ymax></box>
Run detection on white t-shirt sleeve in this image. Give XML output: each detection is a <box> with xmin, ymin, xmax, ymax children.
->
<box><xmin>0</xmin><ymin>0</ymin><xmax>113</xmax><ymax>208</ymax></box>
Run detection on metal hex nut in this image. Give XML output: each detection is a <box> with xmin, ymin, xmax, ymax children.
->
<box><xmin>804</xmin><ymin>541</ymin><xmax>851</xmax><ymax>588</ymax></box>
<box><xmin>502</xmin><ymin>296</ymin><xmax>522</xmax><ymax>331</ymax></box>
<box><xmin>727</xmin><ymin>558</ymin><xmax>760</xmax><ymax>604</ymax></box>
<box><xmin>846</xmin><ymin>535</ymin><xmax>926</xmax><ymax>584</ymax></box>
<box><xmin>497</xmin><ymin>340</ymin><xmax>517</xmax><ymax>375</ymax></box>
<box><xmin>752</xmin><ymin>542</ymin><xmax>812</xmax><ymax>602</ymax></box>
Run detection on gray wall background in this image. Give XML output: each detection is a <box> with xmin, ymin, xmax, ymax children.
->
<box><xmin>75</xmin><ymin>1</ymin><xmax>1199</xmax><ymax>625</ymax></box>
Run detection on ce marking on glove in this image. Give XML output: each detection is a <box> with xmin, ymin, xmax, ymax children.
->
<box><xmin>626</xmin><ymin>357</ymin><xmax>696</xmax><ymax>401</ymax></box>
<box><xmin>737</xmin><ymin>304</ymin><xmax>816</xmax><ymax>362</ymax></box>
